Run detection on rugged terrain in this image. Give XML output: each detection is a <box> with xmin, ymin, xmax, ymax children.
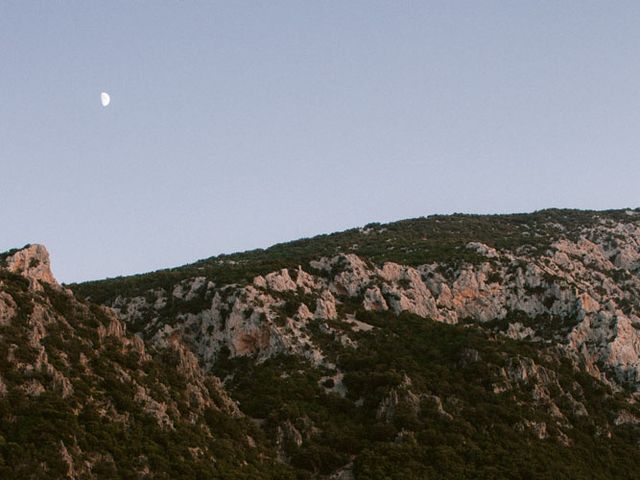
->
<box><xmin>4</xmin><ymin>209</ymin><xmax>640</xmax><ymax>478</ymax></box>
<box><xmin>0</xmin><ymin>245</ymin><xmax>291</xmax><ymax>478</ymax></box>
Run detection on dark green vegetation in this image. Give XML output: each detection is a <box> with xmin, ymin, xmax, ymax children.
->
<box><xmin>7</xmin><ymin>208</ymin><xmax>640</xmax><ymax>478</ymax></box>
<box><xmin>0</xmin><ymin>269</ymin><xmax>294</xmax><ymax>479</ymax></box>
<box><xmin>214</xmin><ymin>311</ymin><xmax>640</xmax><ymax>479</ymax></box>
<box><xmin>72</xmin><ymin>209</ymin><xmax>637</xmax><ymax>304</ymax></box>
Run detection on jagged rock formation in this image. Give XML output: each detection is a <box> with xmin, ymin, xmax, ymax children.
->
<box><xmin>12</xmin><ymin>208</ymin><xmax>640</xmax><ymax>478</ymax></box>
<box><xmin>0</xmin><ymin>245</ymin><xmax>292</xmax><ymax>478</ymax></box>
<box><xmin>3</xmin><ymin>244</ymin><xmax>58</xmax><ymax>288</ymax></box>
<box><xmin>95</xmin><ymin>215</ymin><xmax>640</xmax><ymax>395</ymax></box>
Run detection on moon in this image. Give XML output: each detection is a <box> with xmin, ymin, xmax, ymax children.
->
<box><xmin>101</xmin><ymin>92</ymin><xmax>111</xmax><ymax>107</ymax></box>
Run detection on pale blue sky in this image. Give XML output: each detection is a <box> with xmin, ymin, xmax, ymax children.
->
<box><xmin>2</xmin><ymin>1</ymin><xmax>639</xmax><ymax>283</ymax></box>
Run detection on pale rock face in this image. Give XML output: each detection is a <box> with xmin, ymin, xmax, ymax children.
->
<box><xmin>362</xmin><ymin>286</ymin><xmax>388</xmax><ymax>311</ymax></box>
<box><xmin>2</xmin><ymin>301</ymin><xmax>78</xmax><ymax>398</ymax></box>
<box><xmin>309</xmin><ymin>256</ymin><xmax>333</xmax><ymax>272</ymax></box>
<box><xmin>421</xmin><ymin>268</ymin><xmax>447</xmax><ymax>296</ymax></box>
<box><xmin>154</xmin><ymin>283</ymin><xmax>327</xmax><ymax>367</ymax></box>
<box><xmin>379</xmin><ymin>263</ymin><xmax>439</xmax><ymax>319</ymax></box>
<box><xmin>173</xmin><ymin>276</ymin><xmax>208</xmax><ymax>301</ymax></box>
<box><xmin>154</xmin><ymin>295</ymin><xmax>167</xmax><ymax>310</ymax></box>
<box><xmin>225</xmin><ymin>288</ymin><xmax>277</xmax><ymax>357</ymax></box>
<box><xmin>383</xmin><ymin>284</ymin><xmax>439</xmax><ymax>319</ymax></box>
<box><xmin>466</xmin><ymin>242</ymin><xmax>499</xmax><ymax>258</ymax></box>
<box><xmin>315</xmin><ymin>291</ymin><xmax>338</xmax><ymax>320</ymax></box>
<box><xmin>577</xmin><ymin>293</ymin><xmax>600</xmax><ymax>314</ymax></box>
<box><xmin>608</xmin><ymin>222</ymin><xmax>640</xmax><ymax>270</ymax></box>
<box><xmin>59</xmin><ymin>441</ymin><xmax>76</xmax><ymax>479</ymax></box>
<box><xmin>344</xmin><ymin>314</ymin><xmax>374</xmax><ymax>332</ymax></box>
<box><xmin>297</xmin><ymin>303</ymin><xmax>313</xmax><ymax>320</ymax></box>
<box><xmin>96</xmin><ymin>306</ymin><xmax>146</xmax><ymax>357</ymax></box>
<box><xmin>265</xmin><ymin>269</ymin><xmax>297</xmax><ymax>292</ymax></box>
<box><xmin>552</xmin><ymin>251</ymin><xmax>571</xmax><ymax>268</ymax></box>
<box><xmin>22</xmin><ymin>379</ymin><xmax>45</xmax><ymax>397</ymax></box>
<box><xmin>447</xmin><ymin>265</ymin><xmax>507</xmax><ymax>322</ymax></box>
<box><xmin>498</xmin><ymin>356</ymin><xmax>587</xmax><ymax>420</ymax></box>
<box><xmin>164</xmin><ymin>333</ymin><xmax>240</xmax><ymax>416</ymax></box>
<box><xmin>320</xmin><ymin>371</ymin><xmax>347</xmax><ymax>397</ymax></box>
<box><xmin>552</xmin><ymin>238</ymin><xmax>614</xmax><ymax>273</ymax></box>
<box><xmin>614</xmin><ymin>409</ymin><xmax>640</xmax><ymax>426</ymax></box>
<box><xmin>569</xmin><ymin>309</ymin><xmax>640</xmax><ymax>385</ymax></box>
<box><xmin>505</xmin><ymin>322</ymin><xmax>537</xmax><ymax>341</ymax></box>
<box><xmin>253</xmin><ymin>275</ymin><xmax>267</xmax><ymax>289</ymax></box>
<box><xmin>377</xmin><ymin>262</ymin><xmax>405</xmax><ymax>283</ymax></box>
<box><xmin>104</xmin><ymin>218</ymin><xmax>640</xmax><ymax>392</ymax></box>
<box><xmin>276</xmin><ymin>420</ymin><xmax>304</xmax><ymax>451</ymax></box>
<box><xmin>614</xmin><ymin>244</ymin><xmax>640</xmax><ymax>271</ymax></box>
<box><xmin>295</xmin><ymin>266</ymin><xmax>321</xmax><ymax>293</ymax></box>
<box><xmin>134</xmin><ymin>384</ymin><xmax>174</xmax><ymax>429</ymax></box>
<box><xmin>5</xmin><ymin>244</ymin><xmax>58</xmax><ymax>289</ymax></box>
<box><xmin>330</xmin><ymin>254</ymin><xmax>371</xmax><ymax>297</ymax></box>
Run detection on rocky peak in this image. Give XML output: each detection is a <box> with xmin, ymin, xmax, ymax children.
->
<box><xmin>4</xmin><ymin>244</ymin><xmax>59</xmax><ymax>288</ymax></box>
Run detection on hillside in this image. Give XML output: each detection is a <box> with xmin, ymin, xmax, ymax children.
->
<box><xmin>74</xmin><ymin>208</ymin><xmax>627</xmax><ymax>303</ymax></box>
<box><xmin>0</xmin><ymin>245</ymin><xmax>292</xmax><ymax>478</ymax></box>
<box><xmin>4</xmin><ymin>208</ymin><xmax>640</xmax><ymax>478</ymax></box>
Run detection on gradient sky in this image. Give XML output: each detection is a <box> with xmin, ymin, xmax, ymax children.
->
<box><xmin>2</xmin><ymin>2</ymin><xmax>639</xmax><ymax>283</ymax></box>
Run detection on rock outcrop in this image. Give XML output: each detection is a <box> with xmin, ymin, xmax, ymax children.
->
<box><xmin>11</xmin><ymin>209</ymin><xmax>640</xmax><ymax>478</ymax></box>
<box><xmin>99</xmin><ymin>214</ymin><xmax>640</xmax><ymax>395</ymax></box>
<box><xmin>4</xmin><ymin>244</ymin><xmax>59</xmax><ymax>289</ymax></box>
<box><xmin>0</xmin><ymin>245</ymin><xmax>265</xmax><ymax>478</ymax></box>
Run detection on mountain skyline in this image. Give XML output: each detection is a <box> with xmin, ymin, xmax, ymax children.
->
<box><xmin>4</xmin><ymin>208</ymin><xmax>640</xmax><ymax>478</ymax></box>
<box><xmin>3</xmin><ymin>2</ymin><xmax>640</xmax><ymax>283</ymax></box>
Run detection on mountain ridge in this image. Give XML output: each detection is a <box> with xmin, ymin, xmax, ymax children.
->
<box><xmin>0</xmin><ymin>244</ymin><xmax>294</xmax><ymax>478</ymax></box>
<box><xmin>4</xmin><ymin>207</ymin><xmax>640</xmax><ymax>478</ymax></box>
<box><xmin>71</xmin><ymin>208</ymin><xmax>639</xmax><ymax>301</ymax></box>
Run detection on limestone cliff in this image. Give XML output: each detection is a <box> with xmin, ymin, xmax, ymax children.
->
<box><xmin>0</xmin><ymin>245</ymin><xmax>287</xmax><ymax>479</ymax></box>
<box><xmin>63</xmin><ymin>208</ymin><xmax>640</xmax><ymax>478</ymax></box>
<box><xmin>3</xmin><ymin>243</ymin><xmax>58</xmax><ymax>289</ymax></box>
<box><xmin>99</xmin><ymin>215</ymin><xmax>640</xmax><ymax>393</ymax></box>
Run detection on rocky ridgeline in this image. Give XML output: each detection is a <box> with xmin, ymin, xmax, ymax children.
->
<box><xmin>109</xmin><ymin>217</ymin><xmax>640</xmax><ymax>392</ymax></box>
<box><xmin>6</xmin><ymin>211</ymin><xmax>640</xmax><ymax>478</ymax></box>
<box><xmin>0</xmin><ymin>245</ymin><xmax>257</xmax><ymax>477</ymax></box>
<box><xmin>3</xmin><ymin>243</ymin><xmax>59</xmax><ymax>288</ymax></box>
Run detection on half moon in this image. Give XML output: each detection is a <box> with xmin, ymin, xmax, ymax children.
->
<box><xmin>101</xmin><ymin>92</ymin><xmax>111</xmax><ymax>107</ymax></box>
